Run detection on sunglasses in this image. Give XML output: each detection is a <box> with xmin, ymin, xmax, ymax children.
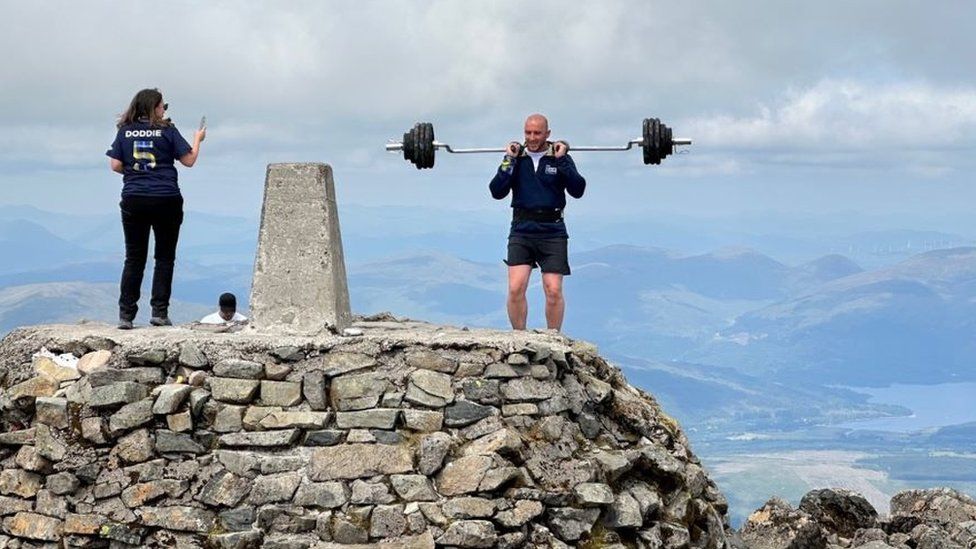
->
<box><xmin>160</xmin><ymin>103</ymin><xmax>169</xmax><ymax>111</ymax></box>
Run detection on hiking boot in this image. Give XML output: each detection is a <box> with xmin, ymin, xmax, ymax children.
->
<box><xmin>150</xmin><ymin>316</ymin><xmax>172</xmax><ymax>327</ymax></box>
<box><xmin>118</xmin><ymin>318</ymin><xmax>134</xmax><ymax>330</ymax></box>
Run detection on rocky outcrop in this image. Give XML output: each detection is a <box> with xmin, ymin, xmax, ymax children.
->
<box><xmin>738</xmin><ymin>487</ymin><xmax>976</xmax><ymax>549</ymax></box>
<box><xmin>0</xmin><ymin>319</ymin><xmax>730</xmax><ymax>548</ymax></box>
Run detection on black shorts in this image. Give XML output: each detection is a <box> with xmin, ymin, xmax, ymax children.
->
<box><xmin>505</xmin><ymin>236</ymin><xmax>570</xmax><ymax>275</ymax></box>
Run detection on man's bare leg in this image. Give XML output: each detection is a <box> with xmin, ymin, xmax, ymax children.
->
<box><xmin>542</xmin><ymin>272</ymin><xmax>565</xmax><ymax>331</ymax></box>
<box><xmin>507</xmin><ymin>265</ymin><xmax>532</xmax><ymax>330</ymax></box>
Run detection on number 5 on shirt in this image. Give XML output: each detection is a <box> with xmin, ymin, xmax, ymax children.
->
<box><xmin>132</xmin><ymin>140</ymin><xmax>156</xmax><ymax>171</ymax></box>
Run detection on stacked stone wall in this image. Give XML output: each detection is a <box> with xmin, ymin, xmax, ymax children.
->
<box><xmin>0</xmin><ymin>321</ymin><xmax>729</xmax><ymax>548</ymax></box>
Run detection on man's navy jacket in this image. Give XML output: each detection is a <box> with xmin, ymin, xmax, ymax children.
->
<box><xmin>489</xmin><ymin>149</ymin><xmax>586</xmax><ymax>238</ymax></box>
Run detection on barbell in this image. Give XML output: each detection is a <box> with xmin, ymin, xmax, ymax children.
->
<box><xmin>385</xmin><ymin>118</ymin><xmax>692</xmax><ymax>170</ymax></box>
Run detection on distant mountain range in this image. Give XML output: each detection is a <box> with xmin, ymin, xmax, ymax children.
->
<box><xmin>2</xmin><ymin>204</ymin><xmax>975</xmax><ymax>432</ymax></box>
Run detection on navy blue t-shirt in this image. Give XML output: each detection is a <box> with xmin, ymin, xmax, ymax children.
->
<box><xmin>106</xmin><ymin>121</ymin><xmax>192</xmax><ymax>197</ymax></box>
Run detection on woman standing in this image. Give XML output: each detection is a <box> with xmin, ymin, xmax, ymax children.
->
<box><xmin>107</xmin><ymin>88</ymin><xmax>205</xmax><ymax>329</ymax></box>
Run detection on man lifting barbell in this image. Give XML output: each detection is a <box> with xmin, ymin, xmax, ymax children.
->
<box><xmin>385</xmin><ymin>115</ymin><xmax>691</xmax><ymax>331</ymax></box>
<box><xmin>489</xmin><ymin>113</ymin><xmax>585</xmax><ymax>332</ymax></box>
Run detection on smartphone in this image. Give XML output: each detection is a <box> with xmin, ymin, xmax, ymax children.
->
<box><xmin>199</xmin><ymin>116</ymin><xmax>207</xmax><ymax>130</ymax></box>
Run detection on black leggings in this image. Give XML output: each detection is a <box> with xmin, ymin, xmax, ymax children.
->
<box><xmin>118</xmin><ymin>195</ymin><xmax>184</xmax><ymax>320</ymax></box>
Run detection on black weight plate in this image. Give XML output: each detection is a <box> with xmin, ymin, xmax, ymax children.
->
<box><xmin>651</xmin><ymin>118</ymin><xmax>661</xmax><ymax>165</ymax></box>
<box><xmin>642</xmin><ymin>118</ymin><xmax>653</xmax><ymax>165</ymax></box>
<box><xmin>427</xmin><ymin>123</ymin><xmax>436</xmax><ymax>168</ymax></box>
<box><xmin>415</xmin><ymin>123</ymin><xmax>426</xmax><ymax>169</ymax></box>
<box><xmin>422</xmin><ymin>122</ymin><xmax>434</xmax><ymax>169</ymax></box>
<box><xmin>410</xmin><ymin>124</ymin><xmax>422</xmax><ymax>169</ymax></box>
<box><xmin>402</xmin><ymin>128</ymin><xmax>415</xmax><ymax>166</ymax></box>
<box><xmin>663</xmin><ymin>124</ymin><xmax>673</xmax><ymax>158</ymax></box>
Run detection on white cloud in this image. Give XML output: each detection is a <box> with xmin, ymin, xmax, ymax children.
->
<box><xmin>685</xmin><ymin>80</ymin><xmax>976</xmax><ymax>152</ymax></box>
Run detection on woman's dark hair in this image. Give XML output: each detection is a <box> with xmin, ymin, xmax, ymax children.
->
<box><xmin>116</xmin><ymin>88</ymin><xmax>170</xmax><ymax>128</ymax></box>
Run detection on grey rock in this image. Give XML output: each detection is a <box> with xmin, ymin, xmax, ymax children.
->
<box><xmin>35</xmin><ymin>489</ymin><xmax>68</xmax><ymax>518</ymax></box>
<box><xmin>0</xmin><ymin>495</ymin><xmax>33</xmax><ymax>516</ymax></box>
<box><xmin>402</xmin><ymin>409</ymin><xmax>444</xmax><ymax>432</ymax></box>
<box><xmin>605</xmin><ymin>492</ymin><xmax>643</xmax><ymax>528</ymax></box>
<box><xmin>248</xmin><ymin>472</ymin><xmax>302</xmax><ymax>504</ymax></box>
<box><xmin>370</xmin><ymin>504</ymin><xmax>407</xmax><ymax>538</ymax></box>
<box><xmin>14</xmin><ymin>445</ymin><xmax>51</xmax><ymax>472</ymax></box>
<box><xmin>81</xmin><ymin>417</ymin><xmax>109</xmax><ymax>444</ymax></box>
<box><xmin>501</xmin><ymin>403</ymin><xmax>538</xmax><ymax>416</ymax></box>
<box><xmin>444</xmin><ymin>400</ymin><xmax>494</xmax><ymax>427</ymax></box>
<box><xmin>319</xmin><ymin>352</ymin><xmax>376</xmax><ymax>377</ymax></box>
<box><xmin>2</xmin><ymin>511</ymin><xmax>63</xmax><ymax>541</ymax></box>
<box><xmin>272</xmin><ymin>345</ymin><xmax>304</xmax><ymax>362</ymax></box>
<box><xmin>156</xmin><ymin>430</ymin><xmax>206</xmax><ymax>454</ymax></box>
<box><xmin>6</xmin><ymin>374</ymin><xmax>59</xmax><ymax>401</ymax></box>
<box><xmin>309</xmin><ymin>444</ymin><xmax>414</xmax><ymax>480</ymax></box>
<box><xmin>372</xmin><ymin>429</ymin><xmax>403</xmax><ymax>444</ymax></box>
<box><xmin>214</xmin><ymin>359</ymin><xmax>265</xmax><ymax>379</ymax></box>
<box><xmin>198</xmin><ymin>470</ymin><xmax>252</xmax><ymax>507</ymax></box>
<box><xmin>381</xmin><ymin>391</ymin><xmax>405</xmax><ymax>407</ymax></box>
<box><xmin>443</xmin><ymin>497</ymin><xmax>496</xmax><ymax>518</ymax></box>
<box><xmin>799</xmin><ymin>488</ymin><xmax>878</xmax><ymax>538</ymax></box>
<box><xmin>45</xmin><ymin>472</ymin><xmax>79</xmax><ymax>495</ymax></box>
<box><xmin>351</xmin><ymin>479</ymin><xmax>396</xmax><ymax>504</ymax></box>
<box><xmin>255</xmin><ymin>504</ymin><xmax>316</xmax><ymax>533</ymax></box>
<box><xmin>547</xmin><ymin>507</ymin><xmax>601</xmax><ymax>542</ymax></box>
<box><xmin>293</xmin><ymin>481</ymin><xmax>349</xmax><ymax>508</ymax></box>
<box><xmin>575</xmin><ymin>482</ymin><xmax>614</xmax><ymax>506</ymax></box>
<box><xmin>435</xmin><ymin>455</ymin><xmax>493</xmax><ymax>496</ymax></box>
<box><xmin>303</xmin><ymin>430</ymin><xmax>345</xmax><ymax>446</ymax></box>
<box><xmin>890</xmin><ymin>488</ymin><xmax>976</xmax><ymax>525</ymax></box>
<box><xmin>35</xmin><ymin>424</ymin><xmax>66</xmax><ymax>461</ymax></box>
<box><xmin>330</xmin><ymin>373</ymin><xmax>389</xmax><ymax>410</ymax></box>
<box><xmin>336</xmin><ymin>408</ymin><xmax>399</xmax><ymax>429</ymax></box>
<box><xmin>332</xmin><ymin>512</ymin><xmax>369</xmax><ymax>544</ymax></box>
<box><xmin>507</xmin><ymin>353</ymin><xmax>530</xmax><ymax>366</ymax></box>
<box><xmin>127</xmin><ymin>348</ymin><xmax>166</xmax><ymax>365</ymax></box>
<box><xmin>87</xmin><ymin>366</ymin><xmax>163</xmax><ymax>387</ymax></box>
<box><xmin>264</xmin><ymin>361</ymin><xmax>292</xmax><ymax>381</ymax></box>
<box><xmin>390</xmin><ymin>474</ymin><xmax>438</xmax><ymax>501</ymax></box>
<box><xmin>484</xmin><ymin>363</ymin><xmax>520</xmax><ymax>378</ymax></box>
<box><xmin>405</xmin><ymin>369</ymin><xmax>455</xmax><ymax>408</ymax></box>
<box><xmin>406</xmin><ymin>350</ymin><xmax>458</xmax><ymax>373</ymax></box>
<box><xmin>495</xmin><ymin>500</ymin><xmax>544</xmax><ymax>528</ymax></box>
<box><xmin>167</xmin><ymin>410</ymin><xmax>193</xmax><ymax>432</ymax></box>
<box><xmin>89</xmin><ymin>381</ymin><xmax>148</xmax><ymax>408</ymax></box>
<box><xmin>462</xmin><ymin>379</ymin><xmax>500</xmax><ymax>404</ymax></box>
<box><xmin>0</xmin><ymin>429</ymin><xmax>35</xmax><ymax>446</ymax></box>
<box><xmin>120</xmin><ymin>479</ymin><xmax>187</xmax><ymax>507</ymax></box>
<box><xmin>418</xmin><ymin>432</ymin><xmax>452</xmax><ymax>475</ymax></box>
<box><xmin>189</xmin><ymin>388</ymin><xmax>211</xmax><ymax>416</ymax></box>
<box><xmin>437</xmin><ymin>519</ymin><xmax>497</xmax><ymax>548</ymax></box>
<box><xmin>219</xmin><ymin>507</ymin><xmax>256</xmax><ymax>531</ymax></box>
<box><xmin>303</xmin><ymin>371</ymin><xmax>327</xmax><ymax>410</ymax></box>
<box><xmin>500</xmin><ymin>378</ymin><xmax>562</xmax><ymax>402</ymax></box>
<box><xmin>210</xmin><ymin>530</ymin><xmax>264</xmax><ymax>549</ymax></box>
<box><xmin>219</xmin><ymin>429</ymin><xmax>300</xmax><ymax>448</ymax></box>
<box><xmin>178</xmin><ymin>342</ymin><xmax>208</xmax><ymax>368</ymax></box>
<box><xmin>138</xmin><ymin>505</ymin><xmax>216</xmax><ymax>533</ymax></box>
<box><xmin>34</xmin><ymin>396</ymin><xmax>68</xmax><ymax>429</ymax></box>
<box><xmin>242</xmin><ymin>405</ymin><xmax>279</xmax><ymax>429</ymax></box>
<box><xmin>259</xmin><ymin>410</ymin><xmax>330</xmax><ymax>430</ymax></box>
<box><xmin>152</xmin><ymin>383</ymin><xmax>192</xmax><ymax>414</ymax></box>
<box><xmin>260</xmin><ymin>380</ymin><xmax>303</xmax><ymax>406</ymax></box>
<box><xmin>740</xmin><ymin>497</ymin><xmax>827</xmax><ymax>549</ymax></box>
<box><xmin>210</xmin><ymin>377</ymin><xmax>261</xmax><ymax>404</ymax></box>
<box><xmin>109</xmin><ymin>397</ymin><xmax>155</xmax><ymax>433</ymax></box>
<box><xmin>0</xmin><ymin>470</ymin><xmax>44</xmax><ymax>498</ymax></box>
<box><xmin>214</xmin><ymin>404</ymin><xmax>246</xmax><ymax>432</ymax></box>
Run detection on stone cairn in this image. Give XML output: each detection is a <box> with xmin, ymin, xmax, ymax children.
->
<box><xmin>0</xmin><ymin>320</ymin><xmax>730</xmax><ymax>548</ymax></box>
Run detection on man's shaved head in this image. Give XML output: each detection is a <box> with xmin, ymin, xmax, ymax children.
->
<box><xmin>523</xmin><ymin>113</ymin><xmax>551</xmax><ymax>152</ymax></box>
<box><xmin>525</xmin><ymin>113</ymin><xmax>549</xmax><ymax>131</ymax></box>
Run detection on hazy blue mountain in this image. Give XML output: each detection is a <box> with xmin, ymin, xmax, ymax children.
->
<box><xmin>0</xmin><ymin>220</ymin><xmax>97</xmax><ymax>275</ymax></box>
<box><xmin>697</xmin><ymin>247</ymin><xmax>976</xmax><ymax>385</ymax></box>
<box><xmin>0</xmin><ymin>281</ymin><xmax>211</xmax><ymax>333</ymax></box>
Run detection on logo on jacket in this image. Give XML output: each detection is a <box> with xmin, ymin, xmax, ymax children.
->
<box><xmin>545</xmin><ymin>166</ymin><xmax>558</xmax><ymax>175</ymax></box>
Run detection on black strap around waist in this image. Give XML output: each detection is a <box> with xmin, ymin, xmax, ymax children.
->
<box><xmin>513</xmin><ymin>208</ymin><xmax>563</xmax><ymax>222</ymax></box>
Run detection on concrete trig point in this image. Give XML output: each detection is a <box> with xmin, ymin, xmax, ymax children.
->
<box><xmin>249</xmin><ymin>163</ymin><xmax>352</xmax><ymax>334</ymax></box>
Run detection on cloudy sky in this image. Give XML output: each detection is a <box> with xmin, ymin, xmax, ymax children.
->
<box><xmin>1</xmin><ymin>1</ymin><xmax>973</xmax><ymax>224</ymax></box>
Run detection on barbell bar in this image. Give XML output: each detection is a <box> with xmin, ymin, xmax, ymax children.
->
<box><xmin>385</xmin><ymin>118</ymin><xmax>692</xmax><ymax>170</ymax></box>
